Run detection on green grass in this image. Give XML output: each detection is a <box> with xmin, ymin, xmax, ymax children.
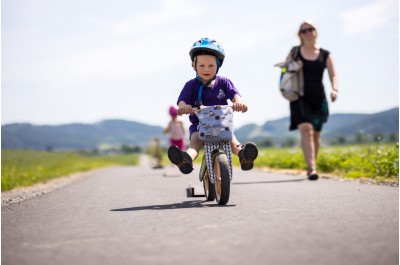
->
<box><xmin>255</xmin><ymin>143</ymin><xmax>399</xmax><ymax>181</ymax></box>
<box><xmin>2</xmin><ymin>150</ymin><xmax>139</xmax><ymax>191</ymax></box>
<box><xmin>157</xmin><ymin>143</ymin><xmax>398</xmax><ymax>182</ymax></box>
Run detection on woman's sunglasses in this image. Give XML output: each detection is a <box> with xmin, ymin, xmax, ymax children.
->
<box><xmin>299</xmin><ymin>28</ymin><xmax>315</xmax><ymax>34</ymax></box>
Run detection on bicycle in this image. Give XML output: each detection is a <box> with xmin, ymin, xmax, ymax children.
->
<box><xmin>190</xmin><ymin>105</ymin><xmax>234</xmax><ymax>205</ymax></box>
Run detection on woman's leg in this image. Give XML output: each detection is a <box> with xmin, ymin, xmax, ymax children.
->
<box><xmin>313</xmin><ymin>130</ymin><xmax>321</xmax><ymax>161</ymax></box>
<box><xmin>298</xmin><ymin>123</ymin><xmax>316</xmax><ymax>173</ymax></box>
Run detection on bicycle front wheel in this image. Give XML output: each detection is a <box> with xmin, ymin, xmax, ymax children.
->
<box><xmin>213</xmin><ymin>152</ymin><xmax>231</xmax><ymax>205</ymax></box>
<box><xmin>203</xmin><ymin>171</ymin><xmax>216</xmax><ymax>201</ymax></box>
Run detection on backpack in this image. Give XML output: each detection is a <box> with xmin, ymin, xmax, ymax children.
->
<box><xmin>274</xmin><ymin>46</ymin><xmax>304</xmax><ymax>101</ymax></box>
<box><xmin>196</xmin><ymin>105</ymin><xmax>233</xmax><ymax>143</ymax></box>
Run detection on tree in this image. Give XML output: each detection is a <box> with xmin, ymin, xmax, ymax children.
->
<box><xmin>388</xmin><ymin>133</ymin><xmax>398</xmax><ymax>142</ymax></box>
<box><xmin>356</xmin><ymin>130</ymin><xmax>367</xmax><ymax>143</ymax></box>
<box><xmin>330</xmin><ymin>136</ymin><xmax>346</xmax><ymax>145</ymax></box>
<box><xmin>121</xmin><ymin>144</ymin><xmax>141</xmax><ymax>154</ymax></box>
<box><xmin>374</xmin><ymin>133</ymin><xmax>383</xmax><ymax>143</ymax></box>
<box><xmin>260</xmin><ymin>138</ymin><xmax>274</xmax><ymax>148</ymax></box>
<box><xmin>337</xmin><ymin>136</ymin><xmax>346</xmax><ymax>145</ymax></box>
<box><xmin>282</xmin><ymin>137</ymin><xmax>297</xmax><ymax>147</ymax></box>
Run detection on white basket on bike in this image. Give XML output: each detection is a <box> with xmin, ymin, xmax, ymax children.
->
<box><xmin>195</xmin><ymin>105</ymin><xmax>234</xmax><ymax>143</ymax></box>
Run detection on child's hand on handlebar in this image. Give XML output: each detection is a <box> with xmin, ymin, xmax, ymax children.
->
<box><xmin>232</xmin><ymin>102</ymin><xmax>248</xmax><ymax>113</ymax></box>
<box><xmin>178</xmin><ymin>105</ymin><xmax>193</xmax><ymax>115</ymax></box>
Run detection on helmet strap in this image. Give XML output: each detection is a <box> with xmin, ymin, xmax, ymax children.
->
<box><xmin>195</xmin><ymin>75</ymin><xmax>215</xmax><ymax>107</ymax></box>
<box><xmin>215</xmin><ymin>58</ymin><xmax>221</xmax><ymax>74</ymax></box>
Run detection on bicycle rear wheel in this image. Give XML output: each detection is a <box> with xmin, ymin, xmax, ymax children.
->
<box><xmin>213</xmin><ymin>152</ymin><xmax>231</xmax><ymax>205</ymax></box>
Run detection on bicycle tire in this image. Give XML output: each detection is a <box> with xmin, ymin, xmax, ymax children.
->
<box><xmin>203</xmin><ymin>171</ymin><xmax>216</xmax><ymax>201</ymax></box>
<box><xmin>200</xmin><ymin>155</ymin><xmax>216</xmax><ymax>201</ymax></box>
<box><xmin>213</xmin><ymin>152</ymin><xmax>231</xmax><ymax>205</ymax></box>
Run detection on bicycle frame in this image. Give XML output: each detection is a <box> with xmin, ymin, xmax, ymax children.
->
<box><xmin>199</xmin><ymin>140</ymin><xmax>234</xmax><ymax>205</ymax></box>
<box><xmin>187</xmin><ymin>105</ymin><xmax>235</xmax><ymax>205</ymax></box>
<box><xmin>202</xmin><ymin>141</ymin><xmax>233</xmax><ymax>183</ymax></box>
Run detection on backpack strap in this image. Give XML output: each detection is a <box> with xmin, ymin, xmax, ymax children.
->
<box><xmin>291</xmin><ymin>46</ymin><xmax>300</xmax><ymax>61</ymax></box>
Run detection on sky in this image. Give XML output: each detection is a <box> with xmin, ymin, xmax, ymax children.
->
<box><xmin>2</xmin><ymin>0</ymin><xmax>399</xmax><ymax>129</ymax></box>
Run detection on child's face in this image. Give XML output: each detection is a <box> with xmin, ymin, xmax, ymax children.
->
<box><xmin>194</xmin><ymin>55</ymin><xmax>217</xmax><ymax>82</ymax></box>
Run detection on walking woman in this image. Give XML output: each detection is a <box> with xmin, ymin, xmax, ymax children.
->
<box><xmin>286</xmin><ymin>20</ymin><xmax>338</xmax><ymax>180</ymax></box>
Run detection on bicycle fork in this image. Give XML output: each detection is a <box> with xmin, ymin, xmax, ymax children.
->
<box><xmin>201</xmin><ymin>141</ymin><xmax>233</xmax><ymax>184</ymax></box>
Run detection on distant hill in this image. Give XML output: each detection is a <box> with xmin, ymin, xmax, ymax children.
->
<box><xmin>235</xmin><ymin>107</ymin><xmax>399</xmax><ymax>145</ymax></box>
<box><xmin>323</xmin><ymin>108</ymin><xmax>399</xmax><ymax>138</ymax></box>
<box><xmin>2</xmin><ymin>120</ymin><xmax>164</xmax><ymax>150</ymax></box>
<box><xmin>2</xmin><ymin>107</ymin><xmax>398</xmax><ymax>150</ymax></box>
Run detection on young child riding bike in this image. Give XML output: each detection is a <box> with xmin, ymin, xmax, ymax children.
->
<box><xmin>167</xmin><ymin>37</ymin><xmax>258</xmax><ymax>174</ymax></box>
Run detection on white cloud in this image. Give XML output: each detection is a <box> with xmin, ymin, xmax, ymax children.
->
<box><xmin>341</xmin><ymin>0</ymin><xmax>398</xmax><ymax>35</ymax></box>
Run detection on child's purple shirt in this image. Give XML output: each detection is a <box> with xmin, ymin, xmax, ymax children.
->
<box><xmin>177</xmin><ymin>76</ymin><xmax>240</xmax><ymax>135</ymax></box>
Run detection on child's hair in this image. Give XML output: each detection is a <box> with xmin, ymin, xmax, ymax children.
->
<box><xmin>192</xmin><ymin>50</ymin><xmax>218</xmax><ymax>67</ymax></box>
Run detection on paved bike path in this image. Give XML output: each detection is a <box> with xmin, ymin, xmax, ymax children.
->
<box><xmin>2</xmin><ymin>163</ymin><xmax>398</xmax><ymax>265</ymax></box>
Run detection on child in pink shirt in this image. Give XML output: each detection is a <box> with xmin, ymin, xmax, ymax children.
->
<box><xmin>164</xmin><ymin>105</ymin><xmax>186</xmax><ymax>151</ymax></box>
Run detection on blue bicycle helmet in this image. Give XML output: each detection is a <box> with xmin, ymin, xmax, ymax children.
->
<box><xmin>189</xmin><ymin>38</ymin><xmax>226</xmax><ymax>107</ymax></box>
<box><xmin>189</xmin><ymin>38</ymin><xmax>225</xmax><ymax>67</ymax></box>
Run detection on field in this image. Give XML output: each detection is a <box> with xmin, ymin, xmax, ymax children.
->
<box><xmin>158</xmin><ymin>143</ymin><xmax>398</xmax><ymax>182</ymax></box>
<box><xmin>2</xmin><ymin>150</ymin><xmax>139</xmax><ymax>191</ymax></box>
<box><xmin>250</xmin><ymin>143</ymin><xmax>399</xmax><ymax>182</ymax></box>
<box><xmin>3</xmin><ymin>143</ymin><xmax>398</xmax><ymax>192</ymax></box>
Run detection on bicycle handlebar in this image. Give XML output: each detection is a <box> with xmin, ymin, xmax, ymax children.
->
<box><xmin>178</xmin><ymin>105</ymin><xmax>235</xmax><ymax>116</ymax></box>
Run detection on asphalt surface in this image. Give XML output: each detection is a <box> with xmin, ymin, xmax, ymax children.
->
<box><xmin>2</xmin><ymin>159</ymin><xmax>398</xmax><ymax>265</ymax></box>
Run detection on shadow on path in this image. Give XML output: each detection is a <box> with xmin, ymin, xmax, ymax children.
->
<box><xmin>232</xmin><ymin>178</ymin><xmax>305</xmax><ymax>185</ymax></box>
<box><xmin>110</xmin><ymin>200</ymin><xmax>236</xmax><ymax>212</ymax></box>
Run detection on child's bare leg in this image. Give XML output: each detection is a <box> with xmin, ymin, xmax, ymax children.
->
<box><xmin>230</xmin><ymin>135</ymin><xmax>242</xmax><ymax>156</ymax></box>
<box><xmin>186</xmin><ymin>132</ymin><xmax>203</xmax><ymax>161</ymax></box>
<box><xmin>167</xmin><ymin>131</ymin><xmax>204</xmax><ymax>174</ymax></box>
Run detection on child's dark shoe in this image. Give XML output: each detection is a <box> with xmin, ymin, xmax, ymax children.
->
<box><xmin>167</xmin><ymin>145</ymin><xmax>193</xmax><ymax>174</ymax></box>
<box><xmin>238</xmin><ymin>142</ymin><xmax>258</xmax><ymax>171</ymax></box>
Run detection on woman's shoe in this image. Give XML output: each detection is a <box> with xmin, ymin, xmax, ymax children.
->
<box><xmin>307</xmin><ymin>169</ymin><xmax>319</xmax><ymax>181</ymax></box>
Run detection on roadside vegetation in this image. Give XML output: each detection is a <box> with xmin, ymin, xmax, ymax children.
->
<box><xmin>153</xmin><ymin>143</ymin><xmax>398</xmax><ymax>183</ymax></box>
<box><xmin>2</xmin><ymin>150</ymin><xmax>139</xmax><ymax>191</ymax></box>
<box><xmin>3</xmin><ymin>143</ymin><xmax>398</xmax><ymax>192</ymax></box>
<box><xmin>249</xmin><ymin>143</ymin><xmax>399</xmax><ymax>182</ymax></box>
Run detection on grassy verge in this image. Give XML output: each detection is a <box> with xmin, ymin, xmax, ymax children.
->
<box><xmin>2</xmin><ymin>150</ymin><xmax>139</xmax><ymax>191</ymax></box>
<box><xmin>153</xmin><ymin>143</ymin><xmax>398</xmax><ymax>182</ymax></box>
<box><xmin>254</xmin><ymin>143</ymin><xmax>399</xmax><ymax>182</ymax></box>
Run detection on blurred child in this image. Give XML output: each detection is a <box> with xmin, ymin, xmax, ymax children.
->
<box><xmin>164</xmin><ymin>105</ymin><xmax>186</xmax><ymax>151</ymax></box>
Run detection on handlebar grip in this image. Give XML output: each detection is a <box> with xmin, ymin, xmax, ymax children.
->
<box><xmin>178</xmin><ymin>107</ymin><xmax>199</xmax><ymax>115</ymax></box>
<box><xmin>178</xmin><ymin>105</ymin><xmax>239</xmax><ymax>115</ymax></box>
